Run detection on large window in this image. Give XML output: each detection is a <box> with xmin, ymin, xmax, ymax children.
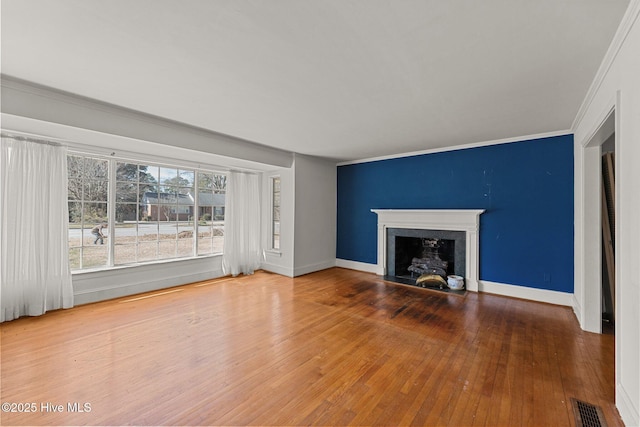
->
<box><xmin>68</xmin><ymin>153</ymin><xmax>226</xmax><ymax>271</ymax></box>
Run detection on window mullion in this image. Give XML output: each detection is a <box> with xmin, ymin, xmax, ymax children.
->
<box><xmin>194</xmin><ymin>171</ymin><xmax>200</xmax><ymax>256</ymax></box>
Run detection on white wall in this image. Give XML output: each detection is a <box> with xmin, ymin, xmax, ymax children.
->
<box><xmin>73</xmin><ymin>256</ymin><xmax>224</xmax><ymax>305</ymax></box>
<box><xmin>261</xmin><ymin>167</ymin><xmax>295</xmax><ymax>276</ymax></box>
<box><xmin>292</xmin><ymin>154</ymin><xmax>337</xmax><ymax>276</ymax></box>
<box><xmin>259</xmin><ymin>155</ymin><xmax>337</xmax><ymax>278</ymax></box>
<box><xmin>573</xmin><ymin>1</ymin><xmax>640</xmax><ymax>424</ymax></box>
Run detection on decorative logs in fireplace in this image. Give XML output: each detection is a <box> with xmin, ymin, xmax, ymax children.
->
<box><xmin>407</xmin><ymin>257</ymin><xmax>448</xmax><ymax>277</ymax></box>
<box><xmin>409</xmin><ymin>238</ymin><xmax>450</xmax><ymax>289</ymax></box>
<box><xmin>383</xmin><ymin>228</ymin><xmax>468</xmax><ymax>292</ymax></box>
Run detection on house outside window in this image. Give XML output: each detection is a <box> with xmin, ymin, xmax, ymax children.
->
<box><xmin>195</xmin><ymin>171</ymin><xmax>226</xmax><ymax>255</ymax></box>
<box><xmin>67</xmin><ymin>153</ymin><xmax>226</xmax><ymax>270</ymax></box>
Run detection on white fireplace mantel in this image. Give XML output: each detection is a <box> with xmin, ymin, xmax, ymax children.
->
<box><xmin>371</xmin><ymin>209</ymin><xmax>485</xmax><ymax>291</ymax></box>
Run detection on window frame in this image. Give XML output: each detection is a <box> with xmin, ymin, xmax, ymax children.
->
<box><xmin>270</xmin><ymin>175</ymin><xmax>281</xmax><ymax>252</ymax></box>
<box><xmin>68</xmin><ymin>150</ymin><xmax>227</xmax><ymax>272</ymax></box>
<box><xmin>67</xmin><ymin>153</ymin><xmax>111</xmax><ymax>271</ymax></box>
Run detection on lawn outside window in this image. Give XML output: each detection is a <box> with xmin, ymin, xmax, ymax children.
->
<box><xmin>68</xmin><ymin>153</ymin><xmax>226</xmax><ymax>271</ymax></box>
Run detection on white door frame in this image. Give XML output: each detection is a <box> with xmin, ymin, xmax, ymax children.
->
<box><xmin>575</xmin><ymin>95</ymin><xmax>618</xmax><ymax>334</ymax></box>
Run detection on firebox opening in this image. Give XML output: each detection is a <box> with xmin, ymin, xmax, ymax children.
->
<box><xmin>394</xmin><ymin>237</ymin><xmax>455</xmax><ymax>280</ymax></box>
<box><xmin>385</xmin><ymin>228</ymin><xmax>466</xmax><ymax>291</ymax></box>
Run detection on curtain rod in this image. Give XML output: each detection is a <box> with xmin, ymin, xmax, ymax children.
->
<box><xmin>1</xmin><ymin>132</ymin><xmax>63</xmax><ymax>146</ymax></box>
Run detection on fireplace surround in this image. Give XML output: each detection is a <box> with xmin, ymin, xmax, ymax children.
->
<box><xmin>371</xmin><ymin>209</ymin><xmax>485</xmax><ymax>291</ymax></box>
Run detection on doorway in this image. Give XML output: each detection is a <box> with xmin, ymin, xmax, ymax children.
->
<box><xmin>580</xmin><ymin>106</ymin><xmax>616</xmax><ymax>335</ymax></box>
<box><xmin>601</xmin><ymin>133</ymin><xmax>616</xmax><ymax>334</ymax></box>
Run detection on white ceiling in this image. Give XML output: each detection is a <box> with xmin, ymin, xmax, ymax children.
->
<box><xmin>0</xmin><ymin>0</ymin><xmax>630</xmax><ymax>162</ymax></box>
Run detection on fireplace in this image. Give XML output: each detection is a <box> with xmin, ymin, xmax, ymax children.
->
<box><xmin>371</xmin><ymin>209</ymin><xmax>484</xmax><ymax>292</ymax></box>
<box><xmin>386</xmin><ymin>228</ymin><xmax>465</xmax><ymax>289</ymax></box>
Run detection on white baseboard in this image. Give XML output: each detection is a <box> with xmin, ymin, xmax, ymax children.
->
<box><xmin>293</xmin><ymin>259</ymin><xmax>336</xmax><ymax>277</ymax></box>
<box><xmin>261</xmin><ymin>262</ymin><xmax>294</xmax><ymax>277</ymax></box>
<box><xmin>478</xmin><ymin>280</ymin><xmax>574</xmax><ymax>306</ymax></box>
<box><xmin>571</xmin><ymin>294</ymin><xmax>583</xmax><ymax>327</ymax></box>
<box><xmin>617</xmin><ymin>382</ymin><xmax>640</xmax><ymax>427</ymax></box>
<box><xmin>262</xmin><ymin>259</ymin><xmax>338</xmax><ymax>278</ymax></box>
<box><xmin>335</xmin><ymin>258</ymin><xmax>379</xmax><ymax>274</ymax></box>
<box><xmin>334</xmin><ymin>259</ymin><xmax>574</xmax><ymax>306</ymax></box>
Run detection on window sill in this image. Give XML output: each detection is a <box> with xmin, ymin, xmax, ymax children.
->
<box><xmin>264</xmin><ymin>249</ymin><xmax>282</xmax><ymax>258</ymax></box>
<box><xmin>71</xmin><ymin>253</ymin><xmax>223</xmax><ymax>275</ymax></box>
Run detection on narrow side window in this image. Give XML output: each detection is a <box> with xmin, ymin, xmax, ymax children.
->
<box><xmin>271</xmin><ymin>176</ymin><xmax>281</xmax><ymax>250</ymax></box>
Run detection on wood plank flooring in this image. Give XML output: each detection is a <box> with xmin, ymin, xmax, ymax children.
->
<box><xmin>0</xmin><ymin>268</ymin><xmax>621</xmax><ymax>426</ymax></box>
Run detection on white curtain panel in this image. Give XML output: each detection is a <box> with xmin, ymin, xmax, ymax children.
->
<box><xmin>222</xmin><ymin>171</ymin><xmax>262</xmax><ymax>276</ymax></box>
<box><xmin>1</xmin><ymin>137</ymin><xmax>74</xmax><ymax>322</ymax></box>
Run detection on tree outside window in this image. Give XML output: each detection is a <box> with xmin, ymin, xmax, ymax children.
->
<box><xmin>68</xmin><ymin>154</ymin><xmax>227</xmax><ymax>271</ymax></box>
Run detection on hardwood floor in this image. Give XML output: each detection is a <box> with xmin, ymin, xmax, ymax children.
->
<box><xmin>1</xmin><ymin>268</ymin><xmax>621</xmax><ymax>426</ymax></box>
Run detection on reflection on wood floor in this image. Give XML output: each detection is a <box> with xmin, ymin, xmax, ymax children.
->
<box><xmin>0</xmin><ymin>268</ymin><xmax>621</xmax><ymax>426</ymax></box>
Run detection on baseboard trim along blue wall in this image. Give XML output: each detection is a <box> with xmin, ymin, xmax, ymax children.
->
<box><xmin>336</xmin><ymin>134</ymin><xmax>574</xmax><ymax>293</ymax></box>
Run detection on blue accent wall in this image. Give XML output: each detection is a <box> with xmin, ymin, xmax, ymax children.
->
<box><xmin>336</xmin><ymin>135</ymin><xmax>574</xmax><ymax>293</ymax></box>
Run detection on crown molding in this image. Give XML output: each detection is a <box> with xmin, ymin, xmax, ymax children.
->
<box><xmin>571</xmin><ymin>0</ymin><xmax>640</xmax><ymax>132</ymax></box>
<box><xmin>337</xmin><ymin>130</ymin><xmax>572</xmax><ymax>166</ymax></box>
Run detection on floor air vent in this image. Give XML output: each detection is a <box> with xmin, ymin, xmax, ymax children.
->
<box><xmin>571</xmin><ymin>398</ymin><xmax>608</xmax><ymax>427</ymax></box>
